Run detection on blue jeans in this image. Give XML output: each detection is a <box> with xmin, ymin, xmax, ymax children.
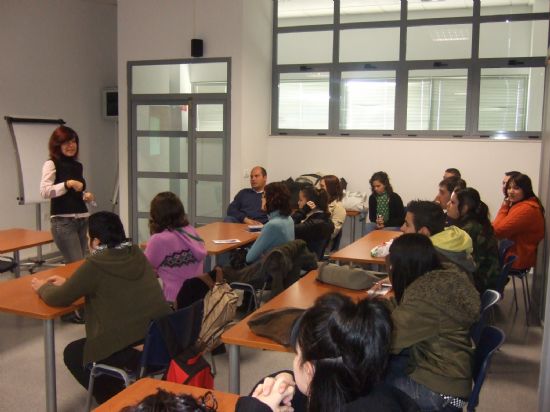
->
<box><xmin>386</xmin><ymin>353</ymin><xmax>463</xmax><ymax>412</ymax></box>
<box><xmin>51</xmin><ymin>217</ymin><xmax>88</xmax><ymax>263</ymax></box>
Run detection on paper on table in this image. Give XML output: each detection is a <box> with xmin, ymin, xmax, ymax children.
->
<box><xmin>212</xmin><ymin>239</ymin><xmax>241</xmax><ymax>244</ymax></box>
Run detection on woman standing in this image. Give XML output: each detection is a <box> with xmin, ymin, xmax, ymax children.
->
<box><xmin>363</xmin><ymin>171</ymin><xmax>404</xmax><ymax>236</ymax></box>
<box><xmin>320</xmin><ymin>175</ymin><xmax>346</xmax><ymax>239</ymax></box>
<box><xmin>447</xmin><ymin>188</ymin><xmax>499</xmax><ymax>292</ymax></box>
<box><xmin>40</xmin><ymin>125</ymin><xmax>94</xmax><ymax>263</ymax></box>
<box><xmin>493</xmin><ymin>173</ymin><xmax>545</xmax><ymax>270</ymax></box>
<box><xmin>386</xmin><ymin>234</ymin><xmax>480</xmax><ymax>412</ymax></box>
<box><xmin>145</xmin><ymin>192</ymin><xmax>207</xmax><ymax>302</ymax></box>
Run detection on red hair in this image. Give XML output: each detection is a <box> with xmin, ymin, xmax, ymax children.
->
<box><xmin>48</xmin><ymin>125</ymin><xmax>79</xmax><ymax>160</ymax></box>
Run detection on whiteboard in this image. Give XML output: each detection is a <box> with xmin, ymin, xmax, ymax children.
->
<box><xmin>5</xmin><ymin>117</ymin><xmax>65</xmax><ymax>205</ymax></box>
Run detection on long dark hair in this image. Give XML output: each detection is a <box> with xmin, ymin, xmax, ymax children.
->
<box><xmin>388</xmin><ymin>233</ymin><xmax>442</xmax><ymax>303</ymax></box>
<box><xmin>321</xmin><ymin>175</ymin><xmax>343</xmax><ymax>202</ymax></box>
<box><xmin>264</xmin><ymin>182</ymin><xmax>291</xmax><ymax>216</ymax></box>
<box><xmin>369</xmin><ymin>171</ymin><xmax>393</xmax><ymax>194</ymax></box>
<box><xmin>88</xmin><ymin>211</ymin><xmax>127</xmax><ymax>248</ymax></box>
<box><xmin>291</xmin><ymin>293</ymin><xmax>392</xmax><ymax>412</ymax></box>
<box><xmin>149</xmin><ymin>192</ymin><xmax>189</xmax><ymax>235</ymax></box>
<box><xmin>454</xmin><ymin>188</ymin><xmax>493</xmax><ymax>235</ymax></box>
<box><xmin>301</xmin><ymin>186</ymin><xmax>329</xmax><ymax>213</ymax></box>
<box><xmin>506</xmin><ymin>174</ymin><xmax>544</xmax><ymax>213</ymax></box>
<box><xmin>120</xmin><ymin>388</ymin><xmax>217</xmax><ymax>412</ymax></box>
<box><xmin>48</xmin><ymin>125</ymin><xmax>79</xmax><ymax>160</ymax></box>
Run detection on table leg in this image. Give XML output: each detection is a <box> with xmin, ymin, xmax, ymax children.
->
<box><xmin>228</xmin><ymin>344</ymin><xmax>240</xmax><ymax>394</ymax></box>
<box><xmin>14</xmin><ymin>250</ymin><xmax>20</xmax><ymax>278</ymax></box>
<box><xmin>350</xmin><ymin>216</ymin><xmax>357</xmax><ymax>243</ymax></box>
<box><xmin>44</xmin><ymin>319</ymin><xmax>57</xmax><ymax>412</ymax></box>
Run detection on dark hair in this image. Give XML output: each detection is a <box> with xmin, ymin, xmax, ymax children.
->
<box><xmin>388</xmin><ymin>233</ymin><xmax>442</xmax><ymax>303</ymax></box>
<box><xmin>264</xmin><ymin>182</ymin><xmax>291</xmax><ymax>216</ymax></box>
<box><xmin>321</xmin><ymin>175</ymin><xmax>343</xmax><ymax>202</ymax></box>
<box><xmin>507</xmin><ymin>173</ymin><xmax>545</xmax><ymax>213</ymax></box>
<box><xmin>88</xmin><ymin>211</ymin><xmax>127</xmax><ymax>248</ymax></box>
<box><xmin>454</xmin><ymin>188</ymin><xmax>493</xmax><ymax>236</ymax></box>
<box><xmin>48</xmin><ymin>125</ymin><xmax>79</xmax><ymax>160</ymax></box>
<box><xmin>291</xmin><ymin>293</ymin><xmax>392</xmax><ymax>412</ymax></box>
<box><xmin>445</xmin><ymin>168</ymin><xmax>461</xmax><ymax>178</ymax></box>
<box><xmin>301</xmin><ymin>186</ymin><xmax>329</xmax><ymax>213</ymax></box>
<box><xmin>505</xmin><ymin>170</ymin><xmax>521</xmax><ymax>177</ymax></box>
<box><xmin>149</xmin><ymin>192</ymin><xmax>189</xmax><ymax>235</ymax></box>
<box><xmin>406</xmin><ymin>200</ymin><xmax>446</xmax><ymax>235</ymax></box>
<box><xmin>369</xmin><ymin>171</ymin><xmax>393</xmax><ymax>194</ymax></box>
<box><xmin>120</xmin><ymin>388</ymin><xmax>217</xmax><ymax>412</ymax></box>
<box><xmin>439</xmin><ymin>176</ymin><xmax>466</xmax><ymax>193</ymax></box>
<box><xmin>252</xmin><ymin>166</ymin><xmax>267</xmax><ymax>177</ymax></box>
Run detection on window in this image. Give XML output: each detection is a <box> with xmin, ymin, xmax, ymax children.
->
<box><xmin>272</xmin><ymin>0</ymin><xmax>549</xmax><ymax>137</ymax></box>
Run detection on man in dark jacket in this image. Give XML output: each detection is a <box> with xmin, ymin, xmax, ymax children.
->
<box><xmin>225</xmin><ymin>166</ymin><xmax>268</xmax><ymax>224</ymax></box>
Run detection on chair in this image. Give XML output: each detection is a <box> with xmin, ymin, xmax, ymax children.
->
<box><xmin>498</xmin><ymin>239</ymin><xmax>515</xmax><ymax>268</ymax></box>
<box><xmin>0</xmin><ymin>256</ymin><xmax>17</xmax><ymax>274</ymax></box>
<box><xmin>509</xmin><ymin>267</ymin><xmax>532</xmax><ymax>325</ymax></box>
<box><xmin>467</xmin><ymin>326</ymin><xmax>506</xmax><ymax>411</ymax></box>
<box><xmin>85</xmin><ymin>300</ymin><xmax>204</xmax><ymax>411</ymax></box>
<box><xmin>470</xmin><ymin>289</ymin><xmax>500</xmax><ymax>345</ymax></box>
<box><xmin>494</xmin><ymin>254</ymin><xmax>517</xmax><ymax>298</ymax></box>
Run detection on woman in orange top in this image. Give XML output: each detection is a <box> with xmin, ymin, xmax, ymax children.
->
<box><xmin>493</xmin><ymin>173</ymin><xmax>545</xmax><ymax>270</ymax></box>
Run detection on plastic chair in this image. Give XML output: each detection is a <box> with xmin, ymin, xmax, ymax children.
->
<box><xmin>0</xmin><ymin>256</ymin><xmax>17</xmax><ymax>274</ymax></box>
<box><xmin>509</xmin><ymin>267</ymin><xmax>532</xmax><ymax>325</ymax></box>
<box><xmin>85</xmin><ymin>300</ymin><xmax>204</xmax><ymax>411</ymax></box>
<box><xmin>467</xmin><ymin>326</ymin><xmax>506</xmax><ymax>411</ymax></box>
<box><xmin>494</xmin><ymin>254</ymin><xmax>517</xmax><ymax>298</ymax></box>
<box><xmin>470</xmin><ymin>289</ymin><xmax>500</xmax><ymax>345</ymax></box>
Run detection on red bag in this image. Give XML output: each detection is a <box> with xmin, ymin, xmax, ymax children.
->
<box><xmin>165</xmin><ymin>349</ymin><xmax>214</xmax><ymax>389</ymax></box>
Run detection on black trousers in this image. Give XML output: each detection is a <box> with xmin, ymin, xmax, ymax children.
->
<box><xmin>63</xmin><ymin>338</ymin><xmax>142</xmax><ymax>404</ymax></box>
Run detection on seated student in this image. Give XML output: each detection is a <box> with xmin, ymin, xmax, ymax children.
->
<box><xmin>236</xmin><ymin>293</ymin><xmax>419</xmax><ymax>412</ymax></box>
<box><xmin>292</xmin><ymin>186</ymin><xmax>334</xmax><ymax>259</ymax></box>
<box><xmin>225</xmin><ymin>166</ymin><xmax>268</xmax><ymax>225</ymax></box>
<box><xmin>442</xmin><ymin>167</ymin><xmax>461</xmax><ymax>180</ymax></box>
<box><xmin>501</xmin><ymin>170</ymin><xmax>520</xmax><ymax>198</ymax></box>
<box><xmin>435</xmin><ymin>176</ymin><xmax>467</xmax><ymax>211</ymax></box>
<box><xmin>319</xmin><ymin>175</ymin><xmax>346</xmax><ymax>239</ymax></box>
<box><xmin>401</xmin><ymin>200</ymin><xmax>476</xmax><ymax>275</ymax></box>
<box><xmin>363</xmin><ymin>171</ymin><xmax>405</xmax><ymax>236</ymax></box>
<box><xmin>447</xmin><ymin>188</ymin><xmax>499</xmax><ymax>292</ymax></box>
<box><xmin>386</xmin><ymin>234</ymin><xmax>480</xmax><ymax>412</ymax></box>
<box><xmin>145</xmin><ymin>192</ymin><xmax>207</xmax><ymax>303</ymax></box>
<box><xmin>245</xmin><ymin>182</ymin><xmax>294</xmax><ymax>264</ymax></box>
<box><xmin>31</xmin><ymin>211</ymin><xmax>171</xmax><ymax>404</ymax></box>
<box><xmin>493</xmin><ymin>173</ymin><xmax>545</xmax><ymax>270</ymax></box>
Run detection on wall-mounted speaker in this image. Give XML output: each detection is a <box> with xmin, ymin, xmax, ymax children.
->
<box><xmin>191</xmin><ymin>38</ymin><xmax>203</xmax><ymax>57</ymax></box>
<box><xmin>102</xmin><ymin>87</ymin><xmax>118</xmax><ymax>120</ymax></box>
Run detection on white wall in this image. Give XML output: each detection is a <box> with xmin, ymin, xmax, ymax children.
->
<box><xmin>117</xmin><ymin>0</ymin><xmax>272</xmax><ymax>230</ymax></box>
<box><xmin>0</xmin><ymin>0</ymin><xmax>117</xmax><ymax>256</ymax></box>
<box><xmin>267</xmin><ymin>136</ymin><xmax>541</xmax><ymax>219</ymax></box>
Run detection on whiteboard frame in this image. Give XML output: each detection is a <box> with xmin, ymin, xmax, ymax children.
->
<box><xmin>5</xmin><ymin>116</ymin><xmax>65</xmax><ymax>205</ymax></box>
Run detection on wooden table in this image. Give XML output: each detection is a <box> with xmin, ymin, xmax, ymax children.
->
<box><xmin>94</xmin><ymin>377</ymin><xmax>239</xmax><ymax>412</ymax></box>
<box><xmin>329</xmin><ymin>230</ymin><xmax>401</xmax><ymax>266</ymax></box>
<box><xmin>0</xmin><ymin>261</ymin><xmax>83</xmax><ymax>412</ymax></box>
<box><xmin>221</xmin><ymin>270</ymin><xmax>368</xmax><ymax>393</ymax></box>
<box><xmin>196</xmin><ymin>222</ymin><xmax>259</xmax><ymax>266</ymax></box>
<box><xmin>0</xmin><ymin>228</ymin><xmax>54</xmax><ymax>277</ymax></box>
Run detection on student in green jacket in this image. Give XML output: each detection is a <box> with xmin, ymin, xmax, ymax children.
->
<box><xmin>31</xmin><ymin>211</ymin><xmax>171</xmax><ymax>404</ymax></box>
<box><xmin>386</xmin><ymin>233</ymin><xmax>480</xmax><ymax>412</ymax></box>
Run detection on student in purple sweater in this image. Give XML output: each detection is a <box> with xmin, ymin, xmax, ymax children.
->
<box><xmin>145</xmin><ymin>192</ymin><xmax>207</xmax><ymax>302</ymax></box>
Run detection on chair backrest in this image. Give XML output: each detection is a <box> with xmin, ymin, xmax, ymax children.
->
<box><xmin>498</xmin><ymin>239</ymin><xmax>515</xmax><ymax>267</ymax></box>
<box><xmin>467</xmin><ymin>326</ymin><xmax>505</xmax><ymax>411</ymax></box>
<box><xmin>330</xmin><ymin>229</ymin><xmax>343</xmax><ymax>252</ymax></box>
<box><xmin>495</xmin><ymin>254</ymin><xmax>517</xmax><ymax>295</ymax></box>
<box><xmin>470</xmin><ymin>289</ymin><xmax>500</xmax><ymax>345</ymax></box>
<box><xmin>308</xmin><ymin>237</ymin><xmax>329</xmax><ymax>260</ymax></box>
<box><xmin>139</xmin><ymin>299</ymin><xmax>204</xmax><ymax>376</ymax></box>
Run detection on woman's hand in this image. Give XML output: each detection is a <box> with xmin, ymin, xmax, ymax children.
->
<box><xmin>67</xmin><ymin>180</ymin><xmax>84</xmax><ymax>192</ymax></box>
<box><xmin>252</xmin><ymin>374</ymin><xmax>296</xmax><ymax>411</ymax></box>
<box><xmin>31</xmin><ymin>275</ymin><xmax>66</xmax><ymax>292</ymax></box>
<box><xmin>83</xmin><ymin>191</ymin><xmax>95</xmax><ymax>202</ymax></box>
<box><xmin>306</xmin><ymin>201</ymin><xmax>316</xmax><ymax>210</ymax></box>
<box><xmin>376</xmin><ymin>215</ymin><xmax>385</xmax><ymax>229</ymax></box>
